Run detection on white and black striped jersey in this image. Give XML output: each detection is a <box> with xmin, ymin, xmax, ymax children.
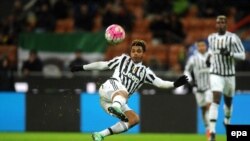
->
<box><xmin>208</xmin><ymin>31</ymin><xmax>245</xmax><ymax>76</ymax></box>
<box><xmin>184</xmin><ymin>52</ymin><xmax>210</xmax><ymax>91</ymax></box>
<box><xmin>83</xmin><ymin>54</ymin><xmax>174</xmax><ymax>95</ymax></box>
<box><xmin>107</xmin><ymin>54</ymin><xmax>163</xmax><ymax>95</ymax></box>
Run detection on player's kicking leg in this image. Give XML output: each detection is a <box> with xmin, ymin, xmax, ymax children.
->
<box><xmin>92</xmin><ymin>80</ymin><xmax>140</xmax><ymax>141</ymax></box>
<box><xmin>92</xmin><ymin>110</ymin><xmax>139</xmax><ymax>141</ymax></box>
<box><xmin>92</xmin><ymin>132</ymin><xmax>104</xmax><ymax>141</ymax></box>
<box><xmin>108</xmin><ymin>106</ymin><xmax>128</xmax><ymax>122</ymax></box>
<box><xmin>108</xmin><ymin>91</ymin><xmax>129</xmax><ymax>122</ymax></box>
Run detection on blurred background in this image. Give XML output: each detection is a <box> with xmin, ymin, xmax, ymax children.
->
<box><xmin>0</xmin><ymin>0</ymin><xmax>250</xmax><ymax>140</ymax></box>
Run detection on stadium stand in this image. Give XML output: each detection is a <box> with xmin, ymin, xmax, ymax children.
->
<box><xmin>0</xmin><ymin>0</ymin><xmax>249</xmax><ymax>72</ymax></box>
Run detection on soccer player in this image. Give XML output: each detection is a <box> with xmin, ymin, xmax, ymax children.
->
<box><xmin>71</xmin><ymin>40</ymin><xmax>188</xmax><ymax>141</ymax></box>
<box><xmin>184</xmin><ymin>40</ymin><xmax>212</xmax><ymax>138</ymax></box>
<box><xmin>206</xmin><ymin>15</ymin><xmax>246</xmax><ymax>141</ymax></box>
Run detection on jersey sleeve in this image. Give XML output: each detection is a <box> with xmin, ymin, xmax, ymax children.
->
<box><xmin>207</xmin><ymin>35</ymin><xmax>213</xmax><ymax>54</ymax></box>
<box><xmin>107</xmin><ymin>54</ymin><xmax>124</xmax><ymax>69</ymax></box>
<box><xmin>232</xmin><ymin>34</ymin><xmax>246</xmax><ymax>60</ymax></box>
<box><xmin>184</xmin><ymin>56</ymin><xmax>194</xmax><ymax>82</ymax></box>
<box><xmin>144</xmin><ymin>68</ymin><xmax>157</xmax><ymax>84</ymax></box>
<box><xmin>83</xmin><ymin>61</ymin><xmax>109</xmax><ymax>70</ymax></box>
<box><xmin>144</xmin><ymin>68</ymin><xmax>174</xmax><ymax>88</ymax></box>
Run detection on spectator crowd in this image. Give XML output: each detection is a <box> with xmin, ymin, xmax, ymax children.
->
<box><xmin>0</xmin><ymin>0</ymin><xmax>249</xmax><ymax>81</ymax></box>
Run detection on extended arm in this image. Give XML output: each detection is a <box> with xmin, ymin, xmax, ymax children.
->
<box><xmin>153</xmin><ymin>75</ymin><xmax>188</xmax><ymax>88</ymax></box>
<box><xmin>84</xmin><ymin>61</ymin><xmax>109</xmax><ymax>70</ymax></box>
<box><xmin>153</xmin><ymin>77</ymin><xmax>174</xmax><ymax>88</ymax></box>
<box><xmin>71</xmin><ymin>61</ymin><xmax>109</xmax><ymax>72</ymax></box>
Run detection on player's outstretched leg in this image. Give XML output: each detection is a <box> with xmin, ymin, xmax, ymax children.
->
<box><xmin>108</xmin><ymin>106</ymin><xmax>128</xmax><ymax>122</ymax></box>
<box><xmin>92</xmin><ymin>132</ymin><xmax>104</xmax><ymax>141</ymax></box>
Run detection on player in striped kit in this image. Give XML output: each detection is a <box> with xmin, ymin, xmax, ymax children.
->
<box><xmin>71</xmin><ymin>39</ymin><xmax>188</xmax><ymax>141</ymax></box>
<box><xmin>206</xmin><ymin>15</ymin><xmax>246</xmax><ymax>141</ymax></box>
<box><xmin>184</xmin><ymin>40</ymin><xmax>212</xmax><ymax>138</ymax></box>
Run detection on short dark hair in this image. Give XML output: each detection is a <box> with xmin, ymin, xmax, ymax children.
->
<box><xmin>195</xmin><ymin>39</ymin><xmax>206</xmax><ymax>44</ymax></box>
<box><xmin>130</xmin><ymin>39</ymin><xmax>146</xmax><ymax>52</ymax></box>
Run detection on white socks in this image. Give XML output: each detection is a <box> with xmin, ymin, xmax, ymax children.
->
<box><xmin>99</xmin><ymin>128</ymin><xmax>111</xmax><ymax>137</ymax></box>
<box><xmin>112</xmin><ymin>95</ymin><xmax>126</xmax><ymax>109</ymax></box>
<box><xmin>98</xmin><ymin>95</ymin><xmax>128</xmax><ymax>137</ymax></box>
<box><xmin>110</xmin><ymin>121</ymin><xmax>129</xmax><ymax>133</ymax></box>
<box><xmin>209</xmin><ymin>103</ymin><xmax>219</xmax><ymax>133</ymax></box>
<box><xmin>99</xmin><ymin>121</ymin><xmax>129</xmax><ymax>137</ymax></box>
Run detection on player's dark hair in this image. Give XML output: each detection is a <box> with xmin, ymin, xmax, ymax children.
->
<box><xmin>130</xmin><ymin>39</ymin><xmax>146</xmax><ymax>52</ymax></box>
<box><xmin>195</xmin><ymin>39</ymin><xmax>206</xmax><ymax>45</ymax></box>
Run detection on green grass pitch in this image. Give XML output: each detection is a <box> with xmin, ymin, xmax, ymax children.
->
<box><xmin>0</xmin><ymin>132</ymin><xmax>226</xmax><ymax>141</ymax></box>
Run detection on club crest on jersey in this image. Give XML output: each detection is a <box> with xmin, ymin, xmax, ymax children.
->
<box><xmin>132</xmin><ymin>66</ymin><xmax>138</xmax><ymax>73</ymax></box>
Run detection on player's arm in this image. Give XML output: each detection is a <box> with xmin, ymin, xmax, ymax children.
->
<box><xmin>153</xmin><ymin>75</ymin><xmax>188</xmax><ymax>88</ymax></box>
<box><xmin>152</xmin><ymin>77</ymin><xmax>174</xmax><ymax>88</ymax></box>
<box><xmin>205</xmin><ymin>36</ymin><xmax>213</xmax><ymax>67</ymax></box>
<box><xmin>145</xmin><ymin>68</ymin><xmax>188</xmax><ymax>88</ymax></box>
<box><xmin>184</xmin><ymin>56</ymin><xmax>194</xmax><ymax>82</ymax></box>
<box><xmin>220</xmin><ymin>48</ymin><xmax>245</xmax><ymax>60</ymax></box>
<box><xmin>232</xmin><ymin>52</ymin><xmax>245</xmax><ymax>60</ymax></box>
<box><xmin>71</xmin><ymin>54</ymin><xmax>123</xmax><ymax>72</ymax></box>
<box><xmin>199</xmin><ymin>54</ymin><xmax>211</xmax><ymax>73</ymax></box>
<box><xmin>220</xmin><ymin>35</ymin><xmax>245</xmax><ymax>60</ymax></box>
<box><xmin>71</xmin><ymin>61</ymin><xmax>109</xmax><ymax>72</ymax></box>
<box><xmin>199</xmin><ymin>68</ymin><xmax>210</xmax><ymax>73</ymax></box>
<box><xmin>232</xmin><ymin>35</ymin><xmax>246</xmax><ymax>60</ymax></box>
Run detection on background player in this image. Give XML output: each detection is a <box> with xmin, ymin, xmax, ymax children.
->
<box><xmin>206</xmin><ymin>15</ymin><xmax>246</xmax><ymax>141</ymax></box>
<box><xmin>184</xmin><ymin>40</ymin><xmax>212</xmax><ymax>139</ymax></box>
<box><xmin>71</xmin><ymin>39</ymin><xmax>188</xmax><ymax>141</ymax></box>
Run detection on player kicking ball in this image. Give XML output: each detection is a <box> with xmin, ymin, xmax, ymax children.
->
<box><xmin>71</xmin><ymin>40</ymin><xmax>188</xmax><ymax>141</ymax></box>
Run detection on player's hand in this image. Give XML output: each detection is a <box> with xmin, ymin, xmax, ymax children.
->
<box><xmin>174</xmin><ymin>75</ymin><xmax>188</xmax><ymax>88</ymax></box>
<box><xmin>70</xmin><ymin>65</ymin><xmax>84</xmax><ymax>72</ymax></box>
<box><xmin>220</xmin><ymin>48</ymin><xmax>231</xmax><ymax>56</ymax></box>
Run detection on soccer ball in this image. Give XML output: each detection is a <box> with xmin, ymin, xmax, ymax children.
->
<box><xmin>105</xmin><ymin>24</ymin><xmax>125</xmax><ymax>44</ymax></box>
